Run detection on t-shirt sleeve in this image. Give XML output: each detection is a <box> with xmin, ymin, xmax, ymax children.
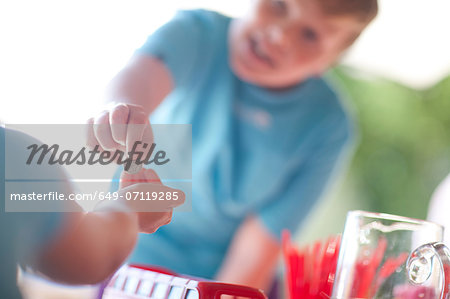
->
<box><xmin>136</xmin><ymin>10</ymin><xmax>208</xmax><ymax>89</ymax></box>
<box><xmin>257</xmin><ymin>112</ymin><xmax>354</xmax><ymax>240</ymax></box>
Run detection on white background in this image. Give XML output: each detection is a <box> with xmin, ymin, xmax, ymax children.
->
<box><xmin>1</xmin><ymin>0</ymin><xmax>450</xmax><ymax>124</ymax></box>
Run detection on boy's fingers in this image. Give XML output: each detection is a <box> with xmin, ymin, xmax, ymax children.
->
<box><xmin>125</xmin><ymin>123</ymin><xmax>153</xmax><ymax>173</ymax></box>
<box><xmin>93</xmin><ymin>111</ymin><xmax>122</xmax><ymax>151</ymax></box>
<box><xmin>119</xmin><ymin>183</ymin><xmax>185</xmax><ymax>211</ymax></box>
<box><xmin>86</xmin><ymin>117</ymin><xmax>105</xmax><ymax>151</ymax></box>
<box><xmin>172</xmin><ymin>188</ymin><xmax>185</xmax><ymax>207</ymax></box>
<box><xmin>141</xmin><ymin>168</ymin><xmax>162</xmax><ymax>184</ymax></box>
<box><xmin>125</xmin><ymin>109</ymin><xmax>148</xmax><ymax>156</ymax></box>
<box><xmin>120</xmin><ymin>171</ymin><xmax>138</xmax><ymax>189</ymax></box>
<box><xmin>110</xmin><ymin>103</ymin><xmax>129</xmax><ymax>147</ymax></box>
<box><xmin>142</xmin><ymin>122</ymin><xmax>154</xmax><ymax>149</ymax></box>
<box><xmin>86</xmin><ymin>117</ymin><xmax>96</xmax><ymax>148</ymax></box>
<box><xmin>137</xmin><ymin>210</ymin><xmax>173</xmax><ymax>234</ymax></box>
<box><xmin>118</xmin><ymin>166</ymin><xmax>184</xmax><ymax>213</ymax></box>
<box><xmin>120</xmin><ymin>168</ymin><xmax>161</xmax><ymax>188</ymax></box>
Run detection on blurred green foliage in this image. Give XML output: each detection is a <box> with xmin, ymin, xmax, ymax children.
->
<box><xmin>333</xmin><ymin>66</ymin><xmax>450</xmax><ymax>219</ymax></box>
<box><xmin>298</xmin><ymin>67</ymin><xmax>450</xmax><ymax>243</ymax></box>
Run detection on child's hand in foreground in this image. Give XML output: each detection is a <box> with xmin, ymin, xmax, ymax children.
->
<box><xmin>119</xmin><ymin>168</ymin><xmax>185</xmax><ymax>233</ymax></box>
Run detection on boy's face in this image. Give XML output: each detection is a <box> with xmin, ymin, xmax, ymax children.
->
<box><xmin>229</xmin><ymin>0</ymin><xmax>368</xmax><ymax>88</ymax></box>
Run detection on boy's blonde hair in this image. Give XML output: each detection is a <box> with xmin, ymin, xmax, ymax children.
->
<box><xmin>318</xmin><ymin>0</ymin><xmax>378</xmax><ymax>23</ymax></box>
<box><xmin>315</xmin><ymin>0</ymin><xmax>378</xmax><ymax>47</ymax></box>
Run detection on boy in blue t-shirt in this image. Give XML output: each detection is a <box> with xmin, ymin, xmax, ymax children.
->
<box><xmin>88</xmin><ymin>0</ymin><xmax>378</xmax><ymax>291</ymax></box>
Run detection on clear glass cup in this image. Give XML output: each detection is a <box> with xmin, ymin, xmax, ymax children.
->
<box><xmin>331</xmin><ymin>210</ymin><xmax>450</xmax><ymax>299</ymax></box>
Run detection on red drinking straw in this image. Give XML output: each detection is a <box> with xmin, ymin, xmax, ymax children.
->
<box><xmin>282</xmin><ymin>230</ymin><xmax>294</xmax><ymax>299</ymax></box>
<box><xmin>356</xmin><ymin>237</ymin><xmax>388</xmax><ymax>298</ymax></box>
<box><xmin>375</xmin><ymin>252</ymin><xmax>408</xmax><ymax>290</ymax></box>
<box><xmin>282</xmin><ymin>230</ymin><xmax>342</xmax><ymax>299</ymax></box>
<box><xmin>282</xmin><ymin>231</ymin><xmax>406</xmax><ymax>299</ymax></box>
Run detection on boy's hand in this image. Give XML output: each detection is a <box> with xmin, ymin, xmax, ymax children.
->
<box><xmin>119</xmin><ymin>168</ymin><xmax>185</xmax><ymax>234</ymax></box>
<box><xmin>86</xmin><ymin>103</ymin><xmax>152</xmax><ymax>157</ymax></box>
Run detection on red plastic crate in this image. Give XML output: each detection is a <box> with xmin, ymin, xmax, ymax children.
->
<box><xmin>100</xmin><ymin>264</ymin><xmax>267</xmax><ymax>299</ymax></box>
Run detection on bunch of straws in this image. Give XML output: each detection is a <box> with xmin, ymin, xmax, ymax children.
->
<box><xmin>282</xmin><ymin>230</ymin><xmax>409</xmax><ymax>299</ymax></box>
<box><xmin>282</xmin><ymin>230</ymin><xmax>340</xmax><ymax>299</ymax></box>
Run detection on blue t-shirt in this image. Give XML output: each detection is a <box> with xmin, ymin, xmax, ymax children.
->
<box><xmin>0</xmin><ymin>128</ymin><xmax>62</xmax><ymax>299</ymax></box>
<box><xmin>115</xmin><ymin>10</ymin><xmax>353</xmax><ymax>279</ymax></box>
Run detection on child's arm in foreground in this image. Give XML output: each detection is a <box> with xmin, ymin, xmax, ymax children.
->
<box><xmin>215</xmin><ymin>216</ymin><xmax>281</xmax><ymax>292</ymax></box>
<box><xmin>34</xmin><ymin>169</ymin><xmax>184</xmax><ymax>285</ymax></box>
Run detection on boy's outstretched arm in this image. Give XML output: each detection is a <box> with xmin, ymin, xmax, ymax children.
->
<box><xmin>87</xmin><ymin>55</ymin><xmax>174</xmax><ymax>152</ymax></box>
<box><xmin>106</xmin><ymin>55</ymin><xmax>173</xmax><ymax>115</ymax></box>
<box><xmin>214</xmin><ymin>215</ymin><xmax>281</xmax><ymax>292</ymax></box>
